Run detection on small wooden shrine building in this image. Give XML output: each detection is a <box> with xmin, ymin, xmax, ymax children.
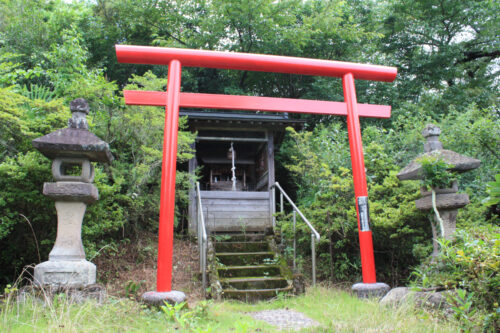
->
<box><xmin>184</xmin><ymin>110</ymin><xmax>304</xmax><ymax>235</ymax></box>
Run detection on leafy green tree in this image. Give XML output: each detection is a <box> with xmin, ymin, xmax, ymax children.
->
<box><xmin>0</xmin><ymin>0</ymin><xmax>197</xmax><ymax>285</ymax></box>
<box><xmin>0</xmin><ymin>0</ymin><xmax>92</xmax><ymax>79</ymax></box>
<box><xmin>105</xmin><ymin>70</ymin><xmax>196</xmax><ymax>232</ymax></box>
<box><xmin>0</xmin><ymin>88</ymin><xmax>67</xmax><ymax>284</ymax></box>
<box><xmin>381</xmin><ymin>0</ymin><xmax>499</xmax><ymax>112</ymax></box>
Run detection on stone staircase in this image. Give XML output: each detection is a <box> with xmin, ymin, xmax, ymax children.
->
<box><xmin>210</xmin><ymin>232</ymin><xmax>294</xmax><ymax>301</ymax></box>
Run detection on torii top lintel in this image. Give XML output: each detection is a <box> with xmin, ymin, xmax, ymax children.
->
<box><xmin>115</xmin><ymin>45</ymin><xmax>397</xmax><ymax>82</ymax></box>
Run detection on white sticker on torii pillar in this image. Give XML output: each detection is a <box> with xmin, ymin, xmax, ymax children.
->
<box><xmin>357</xmin><ymin>196</ymin><xmax>370</xmax><ymax>231</ymax></box>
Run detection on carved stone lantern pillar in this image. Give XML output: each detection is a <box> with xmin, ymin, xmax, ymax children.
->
<box><xmin>32</xmin><ymin>98</ymin><xmax>113</xmax><ymax>288</ymax></box>
<box><xmin>397</xmin><ymin>124</ymin><xmax>480</xmax><ymax>256</ymax></box>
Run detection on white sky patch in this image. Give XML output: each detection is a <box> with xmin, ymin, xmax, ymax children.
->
<box><xmin>450</xmin><ymin>26</ymin><xmax>476</xmax><ymax>45</ymax></box>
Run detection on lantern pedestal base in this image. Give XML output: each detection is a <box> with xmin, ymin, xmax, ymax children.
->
<box><xmin>34</xmin><ymin>260</ymin><xmax>96</xmax><ymax>288</ymax></box>
<box><xmin>352</xmin><ymin>282</ymin><xmax>389</xmax><ymax>299</ymax></box>
<box><xmin>141</xmin><ymin>290</ymin><xmax>187</xmax><ymax>306</ymax></box>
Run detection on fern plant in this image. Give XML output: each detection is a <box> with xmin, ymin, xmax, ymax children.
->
<box><xmin>483</xmin><ymin>173</ymin><xmax>500</xmax><ymax>207</ymax></box>
<box><xmin>19</xmin><ymin>84</ymin><xmax>54</xmax><ymax>102</ymax></box>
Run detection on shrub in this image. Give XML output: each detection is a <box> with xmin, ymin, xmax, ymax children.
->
<box><xmin>277</xmin><ymin>124</ymin><xmax>430</xmax><ymax>284</ymax></box>
<box><xmin>411</xmin><ymin>225</ymin><xmax>499</xmax><ymax>331</ymax></box>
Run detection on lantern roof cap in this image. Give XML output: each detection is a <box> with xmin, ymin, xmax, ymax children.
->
<box><xmin>397</xmin><ymin>124</ymin><xmax>480</xmax><ymax>181</ymax></box>
<box><xmin>32</xmin><ymin>99</ymin><xmax>113</xmax><ymax>163</ymax></box>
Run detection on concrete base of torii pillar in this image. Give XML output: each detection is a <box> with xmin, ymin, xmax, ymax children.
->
<box><xmin>141</xmin><ymin>291</ymin><xmax>187</xmax><ymax>306</ymax></box>
<box><xmin>352</xmin><ymin>282</ymin><xmax>390</xmax><ymax>298</ymax></box>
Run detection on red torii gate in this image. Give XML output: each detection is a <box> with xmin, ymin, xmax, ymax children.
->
<box><xmin>115</xmin><ymin>45</ymin><xmax>397</xmax><ymax>295</ymax></box>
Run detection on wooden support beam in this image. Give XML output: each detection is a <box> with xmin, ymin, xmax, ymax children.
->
<box><xmin>196</xmin><ymin>136</ymin><xmax>268</xmax><ymax>143</ymax></box>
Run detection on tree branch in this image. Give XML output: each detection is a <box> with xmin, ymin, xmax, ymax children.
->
<box><xmin>456</xmin><ymin>50</ymin><xmax>500</xmax><ymax>64</ymax></box>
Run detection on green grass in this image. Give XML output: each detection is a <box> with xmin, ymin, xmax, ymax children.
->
<box><xmin>1</xmin><ymin>286</ymin><xmax>461</xmax><ymax>332</ymax></box>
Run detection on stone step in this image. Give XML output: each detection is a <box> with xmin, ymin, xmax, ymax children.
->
<box><xmin>216</xmin><ymin>251</ymin><xmax>275</xmax><ymax>266</ymax></box>
<box><xmin>215</xmin><ymin>241</ymin><xmax>269</xmax><ymax>253</ymax></box>
<box><xmin>217</xmin><ymin>265</ymin><xmax>281</xmax><ymax>278</ymax></box>
<box><xmin>209</xmin><ymin>232</ymin><xmax>294</xmax><ymax>301</ymax></box>
<box><xmin>222</xmin><ymin>285</ymin><xmax>293</xmax><ymax>301</ymax></box>
<box><xmin>221</xmin><ymin>276</ymin><xmax>289</xmax><ymax>290</ymax></box>
<box><xmin>212</xmin><ymin>233</ymin><xmax>267</xmax><ymax>242</ymax></box>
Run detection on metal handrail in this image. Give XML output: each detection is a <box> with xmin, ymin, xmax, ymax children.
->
<box><xmin>196</xmin><ymin>182</ymin><xmax>208</xmax><ymax>296</ymax></box>
<box><xmin>270</xmin><ymin>181</ymin><xmax>320</xmax><ymax>285</ymax></box>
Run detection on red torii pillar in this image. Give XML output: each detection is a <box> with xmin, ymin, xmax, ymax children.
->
<box><xmin>116</xmin><ymin>45</ymin><xmax>397</xmax><ymax>300</ymax></box>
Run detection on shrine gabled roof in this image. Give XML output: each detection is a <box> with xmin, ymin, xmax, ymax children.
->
<box><xmin>179</xmin><ymin>110</ymin><xmax>305</xmax><ymax>127</ymax></box>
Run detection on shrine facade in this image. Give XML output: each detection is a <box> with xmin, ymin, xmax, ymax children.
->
<box><xmin>184</xmin><ymin>110</ymin><xmax>304</xmax><ymax>234</ymax></box>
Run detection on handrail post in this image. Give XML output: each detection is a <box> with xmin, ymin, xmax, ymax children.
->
<box><xmin>272</xmin><ymin>181</ymin><xmax>320</xmax><ymax>285</ymax></box>
<box><xmin>280</xmin><ymin>192</ymin><xmax>284</xmax><ymax>213</ymax></box>
<box><xmin>198</xmin><ymin>202</ymin><xmax>202</xmax><ymax>273</ymax></box>
<box><xmin>271</xmin><ymin>186</ymin><xmax>276</xmax><ymax>229</ymax></box>
<box><xmin>279</xmin><ymin>191</ymin><xmax>284</xmax><ymax>246</ymax></box>
<box><xmin>311</xmin><ymin>233</ymin><xmax>316</xmax><ymax>286</ymax></box>
<box><xmin>196</xmin><ymin>182</ymin><xmax>208</xmax><ymax>298</ymax></box>
<box><xmin>293</xmin><ymin>209</ymin><xmax>296</xmax><ymax>270</ymax></box>
<box><xmin>202</xmin><ymin>240</ymin><xmax>207</xmax><ymax>297</ymax></box>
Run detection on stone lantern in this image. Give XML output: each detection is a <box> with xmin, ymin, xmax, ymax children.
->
<box><xmin>397</xmin><ymin>124</ymin><xmax>480</xmax><ymax>256</ymax></box>
<box><xmin>32</xmin><ymin>98</ymin><xmax>112</xmax><ymax>288</ymax></box>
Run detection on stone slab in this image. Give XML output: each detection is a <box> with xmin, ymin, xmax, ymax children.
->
<box><xmin>249</xmin><ymin>309</ymin><xmax>320</xmax><ymax>331</ymax></box>
<box><xmin>17</xmin><ymin>284</ymin><xmax>106</xmax><ymax>304</ymax></box>
<box><xmin>141</xmin><ymin>290</ymin><xmax>187</xmax><ymax>306</ymax></box>
<box><xmin>43</xmin><ymin>182</ymin><xmax>98</xmax><ymax>203</ymax></box>
<box><xmin>379</xmin><ymin>286</ymin><xmax>411</xmax><ymax>305</ymax></box>
<box><xmin>415</xmin><ymin>192</ymin><xmax>469</xmax><ymax>210</ymax></box>
<box><xmin>34</xmin><ymin>260</ymin><xmax>96</xmax><ymax>288</ymax></box>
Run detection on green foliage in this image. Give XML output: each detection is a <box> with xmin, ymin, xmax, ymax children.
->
<box><xmin>20</xmin><ymin>83</ymin><xmax>55</xmax><ymax>102</ymax></box>
<box><xmin>1</xmin><ymin>286</ymin><xmax>463</xmax><ymax>332</ymax></box>
<box><xmin>279</xmin><ymin>101</ymin><xmax>498</xmax><ymax>286</ymax></box>
<box><xmin>411</xmin><ymin>226</ymin><xmax>499</xmax><ymax>331</ymax></box>
<box><xmin>381</xmin><ymin>0</ymin><xmax>499</xmax><ymax>111</ymax></box>
<box><xmin>483</xmin><ymin>174</ymin><xmax>500</xmax><ymax>207</ymax></box>
<box><xmin>0</xmin><ymin>53</ymin><xmax>25</xmax><ymax>87</ymax></box>
<box><xmin>278</xmin><ymin>123</ymin><xmax>428</xmax><ymax>283</ymax></box>
<box><xmin>0</xmin><ymin>151</ymin><xmax>55</xmax><ymax>283</ymax></box>
<box><xmin>0</xmin><ymin>8</ymin><xmax>194</xmax><ymax>284</ymax></box>
<box><xmin>83</xmin><ymin>0</ymin><xmax>380</xmax><ymax>96</ymax></box>
<box><xmin>105</xmin><ymin>70</ymin><xmax>196</xmax><ymax>232</ymax></box>
<box><xmin>160</xmin><ymin>300</ymin><xmax>211</xmax><ymax>331</ymax></box>
<box><xmin>0</xmin><ymin>0</ymin><xmax>497</xmax><ymax>310</ymax></box>
<box><xmin>0</xmin><ymin>0</ymin><xmax>91</xmax><ymax>68</ymax></box>
<box><xmin>446</xmin><ymin>289</ymin><xmax>478</xmax><ymax>333</ymax></box>
<box><xmin>418</xmin><ymin>155</ymin><xmax>455</xmax><ymax>189</ymax></box>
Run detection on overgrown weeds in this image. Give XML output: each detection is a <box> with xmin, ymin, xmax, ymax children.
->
<box><xmin>1</xmin><ymin>285</ymin><xmax>463</xmax><ymax>332</ymax></box>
